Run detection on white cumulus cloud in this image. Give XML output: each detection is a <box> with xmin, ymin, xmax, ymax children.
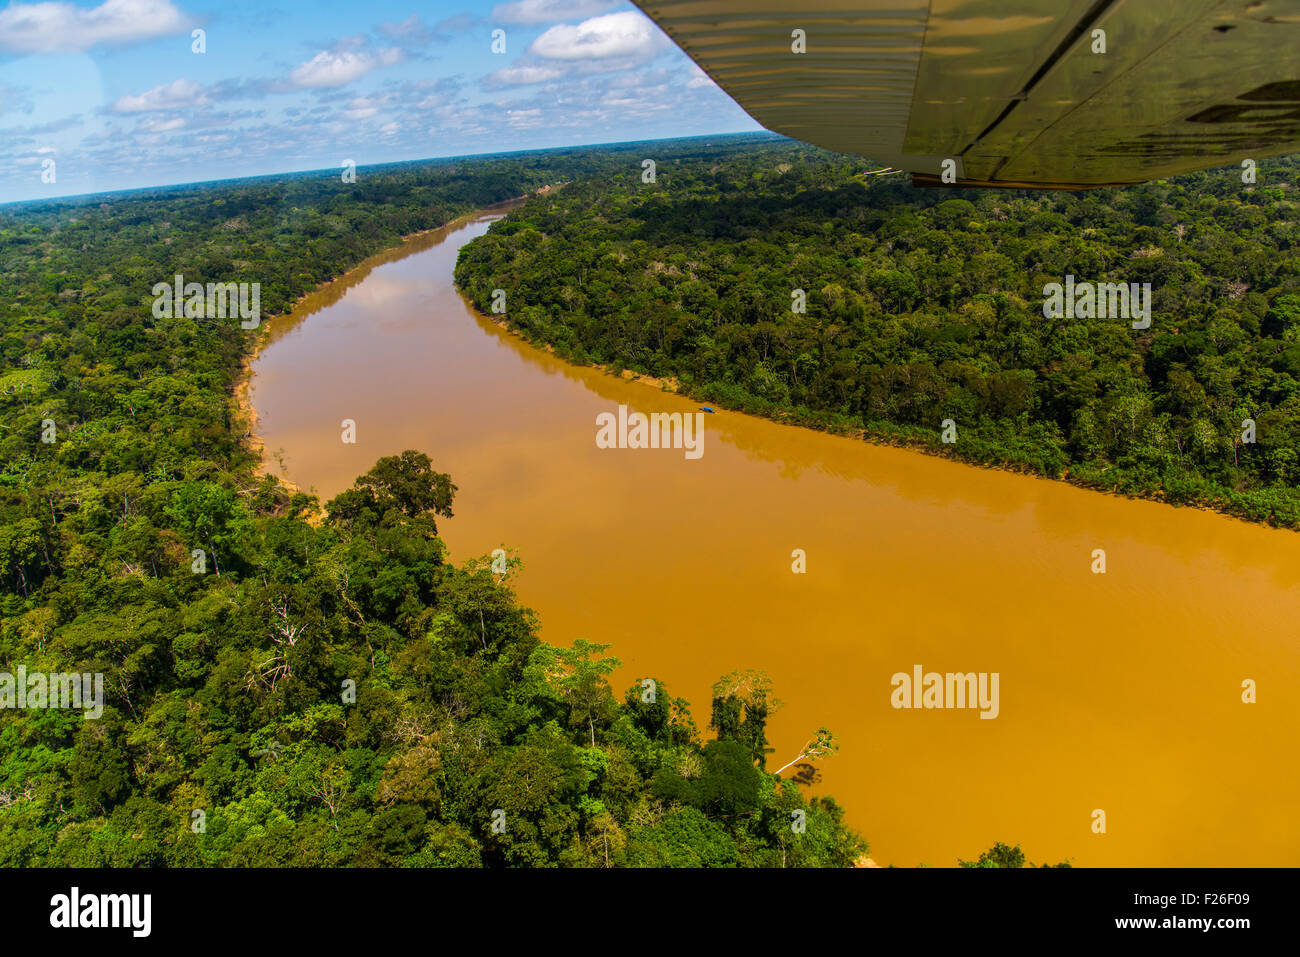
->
<box><xmin>529</xmin><ymin>11</ymin><xmax>666</xmax><ymax>61</ymax></box>
<box><xmin>0</xmin><ymin>0</ymin><xmax>192</xmax><ymax>54</ymax></box>
<box><xmin>111</xmin><ymin>78</ymin><xmax>207</xmax><ymax>113</ymax></box>
<box><xmin>137</xmin><ymin>115</ymin><xmax>186</xmax><ymax>132</ymax></box>
<box><xmin>343</xmin><ymin>95</ymin><xmax>391</xmax><ymax>120</ymax></box>
<box><xmin>485</xmin><ymin>64</ymin><xmax>565</xmax><ymax>87</ymax></box>
<box><xmin>686</xmin><ymin>65</ymin><xmax>716</xmax><ymax>90</ymax></box>
<box><xmin>287</xmin><ymin>48</ymin><xmax>402</xmax><ymax>89</ymax></box>
<box><xmin>492</xmin><ymin>0</ymin><xmax>618</xmax><ymax>26</ymax></box>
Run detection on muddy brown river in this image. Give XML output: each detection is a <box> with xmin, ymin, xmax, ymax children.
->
<box><xmin>249</xmin><ymin>206</ymin><xmax>1300</xmax><ymax>866</ymax></box>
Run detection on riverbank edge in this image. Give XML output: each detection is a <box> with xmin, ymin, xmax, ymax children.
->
<box><xmin>458</xmin><ymin>281</ymin><xmax>1297</xmax><ymax>536</ymax></box>
<box><xmin>230</xmin><ymin>197</ymin><xmax>528</xmax><ymax>496</ymax></box>
<box><xmin>226</xmin><ymin>199</ymin><xmax>888</xmax><ymax>867</ymax></box>
<box><xmin>234</xmin><ymin>197</ymin><xmax>1294</xmax><ymax>535</ymax></box>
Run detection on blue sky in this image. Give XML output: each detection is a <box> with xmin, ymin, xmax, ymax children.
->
<box><xmin>0</xmin><ymin>0</ymin><xmax>760</xmax><ymax>203</ymax></box>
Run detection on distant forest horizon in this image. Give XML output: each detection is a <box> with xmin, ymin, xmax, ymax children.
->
<box><xmin>0</xmin><ymin>131</ymin><xmax>785</xmax><ymax>211</ymax></box>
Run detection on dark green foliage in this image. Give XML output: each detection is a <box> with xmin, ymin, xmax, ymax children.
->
<box><xmin>959</xmin><ymin>841</ymin><xmax>1072</xmax><ymax>869</ymax></box>
<box><xmin>0</xmin><ymin>139</ymin><xmax>869</xmax><ymax>867</ymax></box>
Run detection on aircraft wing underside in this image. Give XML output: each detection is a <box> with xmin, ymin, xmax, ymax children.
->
<box><xmin>631</xmin><ymin>0</ymin><xmax>1300</xmax><ymax>188</ymax></box>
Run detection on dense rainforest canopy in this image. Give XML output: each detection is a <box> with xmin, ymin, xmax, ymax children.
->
<box><xmin>0</xmin><ymin>138</ymin><xmax>876</xmax><ymax>866</ymax></box>
<box><xmin>455</xmin><ymin>143</ymin><xmax>1300</xmax><ymax>528</ymax></box>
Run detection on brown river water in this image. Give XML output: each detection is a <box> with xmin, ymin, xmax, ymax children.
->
<box><xmin>249</xmin><ymin>206</ymin><xmax>1300</xmax><ymax>867</ymax></box>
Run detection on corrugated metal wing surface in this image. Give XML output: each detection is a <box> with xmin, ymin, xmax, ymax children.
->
<box><xmin>634</xmin><ymin>0</ymin><xmax>1300</xmax><ymax>188</ymax></box>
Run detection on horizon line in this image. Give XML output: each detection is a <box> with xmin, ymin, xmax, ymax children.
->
<box><xmin>0</xmin><ymin>129</ymin><xmax>784</xmax><ymax>211</ymax></box>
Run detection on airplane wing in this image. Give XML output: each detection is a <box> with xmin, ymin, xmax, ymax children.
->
<box><xmin>631</xmin><ymin>0</ymin><xmax>1300</xmax><ymax>188</ymax></box>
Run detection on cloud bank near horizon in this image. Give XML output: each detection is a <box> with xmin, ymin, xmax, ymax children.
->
<box><xmin>0</xmin><ymin>0</ymin><xmax>758</xmax><ymax>203</ymax></box>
